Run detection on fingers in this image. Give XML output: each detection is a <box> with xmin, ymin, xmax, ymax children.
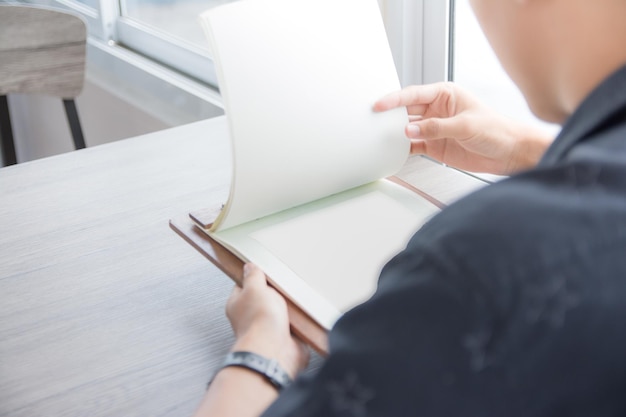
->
<box><xmin>374</xmin><ymin>83</ymin><xmax>449</xmax><ymax>112</ymax></box>
<box><xmin>406</xmin><ymin>116</ymin><xmax>471</xmax><ymax>141</ymax></box>
<box><xmin>410</xmin><ymin>139</ymin><xmax>427</xmax><ymax>155</ymax></box>
<box><xmin>241</xmin><ymin>263</ymin><xmax>267</xmax><ymax>290</ymax></box>
<box><xmin>226</xmin><ymin>263</ymin><xmax>275</xmax><ymax>328</ymax></box>
<box><xmin>227</xmin><ymin>263</ymin><xmax>267</xmax><ymax>311</ymax></box>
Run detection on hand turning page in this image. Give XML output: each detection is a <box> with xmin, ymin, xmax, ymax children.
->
<box><xmin>199</xmin><ymin>0</ymin><xmax>439</xmax><ymax>330</ymax></box>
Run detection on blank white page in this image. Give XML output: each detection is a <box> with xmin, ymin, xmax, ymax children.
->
<box><xmin>250</xmin><ymin>191</ymin><xmax>421</xmax><ymax>312</ymax></box>
<box><xmin>200</xmin><ymin>0</ymin><xmax>409</xmax><ymax>231</ymax></box>
<box><xmin>211</xmin><ymin>180</ymin><xmax>440</xmax><ymax>329</ymax></box>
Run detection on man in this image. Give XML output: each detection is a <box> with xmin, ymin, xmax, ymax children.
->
<box><xmin>194</xmin><ymin>0</ymin><xmax>626</xmax><ymax>415</ymax></box>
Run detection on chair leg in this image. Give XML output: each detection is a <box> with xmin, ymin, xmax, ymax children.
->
<box><xmin>63</xmin><ymin>99</ymin><xmax>86</xmax><ymax>150</ymax></box>
<box><xmin>0</xmin><ymin>95</ymin><xmax>17</xmax><ymax>166</ymax></box>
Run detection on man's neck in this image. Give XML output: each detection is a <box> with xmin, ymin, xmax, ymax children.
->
<box><xmin>554</xmin><ymin>3</ymin><xmax>626</xmax><ymax>118</ymax></box>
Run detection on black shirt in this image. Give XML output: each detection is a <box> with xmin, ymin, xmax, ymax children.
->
<box><xmin>263</xmin><ymin>66</ymin><xmax>626</xmax><ymax>417</ymax></box>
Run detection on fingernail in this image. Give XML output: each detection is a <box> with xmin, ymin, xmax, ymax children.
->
<box><xmin>406</xmin><ymin>124</ymin><xmax>421</xmax><ymax>138</ymax></box>
<box><xmin>243</xmin><ymin>263</ymin><xmax>252</xmax><ymax>277</ymax></box>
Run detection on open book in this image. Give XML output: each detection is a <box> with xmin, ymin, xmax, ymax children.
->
<box><xmin>197</xmin><ymin>0</ymin><xmax>440</xmax><ymax>331</ymax></box>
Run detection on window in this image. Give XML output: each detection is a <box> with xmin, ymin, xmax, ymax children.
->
<box><xmin>21</xmin><ymin>0</ymin><xmax>231</xmax><ymax>85</ymax></box>
<box><xmin>16</xmin><ymin>0</ymin><xmax>555</xmax><ymax>136</ymax></box>
<box><xmin>120</xmin><ymin>0</ymin><xmax>233</xmax><ymax>50</ymax></box>
<box><xmin>380</xmin><ymin>0</ymin><xmax>450</xmax><ymax>87</ymax></box>
<box><xmin>16</xmin><ymin>0</ymin><xmax>449</xmax><ymax>91</ymax></box>
<box><xmin>115</xmin><ymin>0</ymin><xmax>236</xmax><ymax>84</ymax></box>
<box><xmin>74</xmin><ymin>0</ymin><xmax>97</xmax><ymax>7</ymax></box>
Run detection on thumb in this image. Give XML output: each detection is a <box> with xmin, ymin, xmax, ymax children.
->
<box><xmin>241</xmin><ymin>263</ymin><xmax>268</xmax><ymax>290</ymax></box>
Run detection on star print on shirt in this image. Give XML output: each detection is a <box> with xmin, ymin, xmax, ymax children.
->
<box><xmin>524</xmin><ymin>271</ymin><xmax>580</xmax><ymax>327</ymax></box>
<box><xmin>327</xmin><ymin>371</ymin><xmax>375</xmax><ymax>417</ymax></box>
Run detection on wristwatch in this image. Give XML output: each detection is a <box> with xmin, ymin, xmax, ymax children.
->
<box><xmin>220</xmin><ymin>351</ymin><xmax>293</xmax><ymax>391</ymax></box>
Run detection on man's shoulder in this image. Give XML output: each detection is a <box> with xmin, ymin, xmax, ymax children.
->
<box><xmin>401</xmin><ymin>159</ymin><xmax>626</xmax><ymax>285</ymax></box>
<box><xmin>422</xmin><ymin>158</ymin><xmax>626</xmax><ymax>241</ymax></box>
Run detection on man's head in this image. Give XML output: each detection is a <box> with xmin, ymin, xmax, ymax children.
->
<box><xmin>469</xmin><ymin>0</ymin><xmax>626</xmax><ymax>124</ymax></box>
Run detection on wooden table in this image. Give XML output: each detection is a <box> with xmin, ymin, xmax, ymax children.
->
<box><xmin>0</xmin><ymin>116</ymin><xmax>486</xmax><ymax>417</ymax></box>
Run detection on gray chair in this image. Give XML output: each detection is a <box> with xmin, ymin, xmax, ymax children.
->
<box><xmin>0</xmin><ymin>4</ymin><xmax>87</xmax><ymax>166</ymax></box>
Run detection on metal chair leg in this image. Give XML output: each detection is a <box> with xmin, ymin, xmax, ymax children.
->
<box><xmin>63</xmin><ymin>99</ymin><xmax>86</xmax><ymax>150</ymax></box>
<box><xmin>0</xmin><ymin>95</ymin><xmax>17</xmax><ymax>166</ymax></box>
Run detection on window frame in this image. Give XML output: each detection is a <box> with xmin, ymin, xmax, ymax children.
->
<box><xmin>115</xmin><ymin>17</ymin><xmax>217</xmax><ymax>85</ymax></box>
<box><xmin>381</xmin><ymin>0</ymin><xmax>451</xmax><ymax>87</ymax></box>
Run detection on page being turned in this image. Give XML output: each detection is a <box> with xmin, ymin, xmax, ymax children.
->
<box><xmin>201</xmin><ymin>0</ymin><xmax>409</xmax><ymax>231</ymax></box>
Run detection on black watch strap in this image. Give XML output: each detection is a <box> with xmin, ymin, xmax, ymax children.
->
<box><xmin>221</xmin><ymin>351</ymin><xmax>293</xmax><ymax>390</ymax></box>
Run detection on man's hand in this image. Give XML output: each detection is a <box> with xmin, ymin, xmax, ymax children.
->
<box><xmin>193</xmin><ymin>264</ymin><xmax>309</xmax><ymax>417</ymax></box>
<box><xmin>374</xmin><ymin>82</ymin><xmax>554</xmax><ymax>175</ymax></box>
<box><xmin>227</xmin><ymin>263</ymin><xmax>309</xmax><ymax>379</ymax></box>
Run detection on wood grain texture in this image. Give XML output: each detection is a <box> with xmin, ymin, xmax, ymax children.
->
<box><xmin>0</xmin><ymin>118</ymin><xmax>233</xmax><ymax>417</ymax></box>
<box><xmin>0</xmin><ymin>116</ymin><xmax>486</xmax><ymax>417</ymax></box>
<box><xmin>0</xmin><ymin>5</ymin><xmax>86</xmax><ymax>98</ymax></box>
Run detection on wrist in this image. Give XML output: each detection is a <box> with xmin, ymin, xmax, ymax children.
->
<box><xmin>519</xmin><ymin>130</ymin><xmax>553</xmax><ymax>170</ymax></box>
<box><xmin>232</xmin><ymin>331</ymin><xmax>304</xmax><ymax>379</ymax></box>
<box><xmin>508</xmin><ymin>122</ymin><xmax>554</xmax><ymax>173</ymax></box>
<box><xmin>201</xmin><ymin>363</ymin><xmax>281</xmax><ymax>417</ymax></box>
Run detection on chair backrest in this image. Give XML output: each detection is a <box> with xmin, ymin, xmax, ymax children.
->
<box><xmin>0</xmin><ymin>4</ymin><xmax>87</xmax><ymax>99</ymax></box>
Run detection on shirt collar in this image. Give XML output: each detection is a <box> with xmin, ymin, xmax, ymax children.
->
<box><xmin>539</xmin><ymin>64</ymin><xmax>626</xmax><ymax>166</ymax></box>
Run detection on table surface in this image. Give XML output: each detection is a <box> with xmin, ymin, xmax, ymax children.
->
<box><xmin>0</xmin><ymin>115</ymin><xmax>486</xmax><ymax>417</ymax></box>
